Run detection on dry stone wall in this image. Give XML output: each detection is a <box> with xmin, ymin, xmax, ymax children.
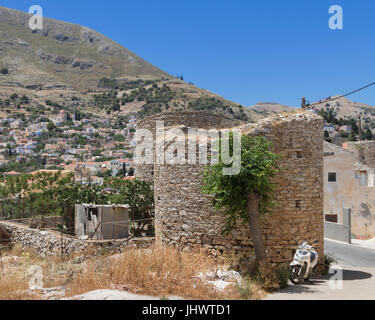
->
<box><xmin>0</xmin><ymin>221</ymin><xmax>154</xmax><ymax>256</ymax></box>
<box><xmin>136</xmin><ymin>111</ymin><xmax>235</xmax><ymax>182</ymax></box>
<box><xmin>150</xmin><ymin>111</ymin><xmax>324</xmax><ymax>266</ymax></box>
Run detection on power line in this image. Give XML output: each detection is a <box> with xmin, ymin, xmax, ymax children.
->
<box><xmin>309</xmin><ymin>81</ymin><xmax>375</xmax><ymax>107</ymax></box>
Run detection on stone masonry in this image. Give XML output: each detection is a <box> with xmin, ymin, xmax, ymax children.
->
<box><xmin>136</xmin><ymin>111</ymin><xmax>235</xmax><ymax>182</ymax></box>
<box><xmin>138</xmin><ymin>110</ymin><xmax>324</xmax><ymax>267</ymax></box>
<box><xmin>0</xmin><ymin>220</ymin><xmax>154</xmax><ymax>256</ymax></box>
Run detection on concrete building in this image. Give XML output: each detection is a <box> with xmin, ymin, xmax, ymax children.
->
<box><xmin>324</xmin><ymin>141</ymin><xmax>375</xmax><ymax>238</ymax></box>
<box><xmin>75</xmin><ymin>204</ymin><xmax>129</xmax><ymax>240</ymax></box>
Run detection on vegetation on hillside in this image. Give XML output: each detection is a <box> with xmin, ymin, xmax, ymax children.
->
<box><xmin>0</xmin><ymin>67</ymin><xmax>8</xmax><ymax>75</ymax></box>
<box><xmin>189</xmin><ymin>97</ymin><xmax>249</xmax><ymax>121</ymax></box>
<box><xmin>98</xmin><ymin>78</ymin><xmax>159</xmax><ymax>91</ymax></box>
<box><xmin>318</xmin><ymin>108</ymin><xmax>373</xmax><ymax>141</ymax></box>
<box><xmin>95</xmin><ymin>77</ymin><xmax>253</xmax><ymax>121</ymax></box>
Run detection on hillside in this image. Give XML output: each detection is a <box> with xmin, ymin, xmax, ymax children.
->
<box><xmin>0</xmin><ymin>5</ymin><xmax>258</xmax><ymax>124</ymax></box>
<box><xmin>0</xmin><ymin>6</ymin><xmax>171</xmax><ymax>89</ymax></box>
<box><xmin>312</xmin><ymin>96</ymin><xmax>375</xmax><ymax>133</ymax></box>
<box><xmin>313</xmin><ymin>96</ymin><xmax>375</xmax><ymax>119</ymax></box>
<box><xmin>248</xmin><ymin>102</ymin><xmax>296</xmax><ymax>114</ymax></box>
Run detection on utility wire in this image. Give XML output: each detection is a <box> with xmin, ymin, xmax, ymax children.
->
<box><xmin>309</xmin><ymin>81</ymin><xmax>375</xmax><ymax>107</ymax></box>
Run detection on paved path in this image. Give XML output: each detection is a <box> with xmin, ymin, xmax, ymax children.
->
<box><xmin>264</xmin><ymin>239</ymin><xmax>375</xmax><ymax>300</ymax></box>
<box><xmin>325</xmin><ymin>239</ymin><xmax>375</xmax><ymax>268</ymax></box>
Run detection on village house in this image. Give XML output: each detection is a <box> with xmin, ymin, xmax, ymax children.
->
<box><xmin>324</xmin><ymin>141</ymin><xmax>375</xmax><ymax>238</ymax></box>
<box><xmin>84</xmin><ymin>161</ymin><xmax>101</xmax><ymax>174</ymax></box>
<box><xmin>61</xmin><ymin>154</ymin><xmax>76</xmax><ymax>162</ymax></box>
<box><xmin>0</xmin><ymin>159</ymin><xmax>9</xmax><ymax>167</ymax></box>
<box><xmin>340</xmin><ymin>125</ymin><xmax>352</xmax><ymax>134</ymax></box>
<box><xmin>10</xmin><ymin>119</ymin><xmax>24</xmax><ymax>129</ymax></box>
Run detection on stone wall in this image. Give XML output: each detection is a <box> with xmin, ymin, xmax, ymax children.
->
<box><xmin>136</xmin><ymin>111</ymin><xmax>236</xmax><ymax>182</ymax></box>
<box><xmin>0</xmin><ymin>220</ymin><xmax>154</xmax><ymax>256</ymax></box>
<box><xmin>10</xmin><ymin>216</ymin><xmax>63</xmax><ymax>229</ymax></box>
<box><xmin>152</xmin><ymin>111</ymin><xmax>324</xmax><ymax>266</ymax></box>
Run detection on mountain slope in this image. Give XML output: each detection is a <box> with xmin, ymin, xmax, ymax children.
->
<box><xmin>312</xmin><ymin>96</ymin><xmax>375</xmax><ymax>135</ymax></box>
<box><xmin>312</xmin><ymin>96</ymin><xmax>375</xmax><ymax>119</ymax></box>
<box><xmin>248</xmin><ymin>102</ymin><xmax>296</xmax><ymax>114</ymax></box>
<box><xmin>0</xmin><ymin>6</ymin><xmax>171</xmax><ymax>90</ymax></box>
<box><xmin>0</xmin><ymin>5</ymin><xmax>261</xmax><ymax>124</ymax></box>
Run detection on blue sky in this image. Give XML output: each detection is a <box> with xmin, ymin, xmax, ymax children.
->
<box><xmin>1</xmin><ymin>0</ymin><xmax>375</xmax><ymax>107</ymax></box>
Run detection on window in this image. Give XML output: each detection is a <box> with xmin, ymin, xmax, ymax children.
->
<box><xmin>358</xmin><ymin>171</ymin><xmax>368</xmax><ymax>187</ymax></box>
<box><xmin>295</xmin><ymin>200</ymin><xmax>301</xmax><ymax>209</ymax></box>
<box><xmin>328</xmin><ymin>172</ymin><xmax>337</xmax><ymax>182</ymax></box>
<box><xmin>325</xmin><ymin>214</ymin><xmax>338</xmax><ymax>223</ymax></box>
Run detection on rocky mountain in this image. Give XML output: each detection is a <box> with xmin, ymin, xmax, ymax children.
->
<box><xmin>0</xmin><ymin>5</ymin><xmax>258</xmax><ymax>124</ymax></box>
<box><xmin>312</xmin><ymin>96</ymin><xmax>375</xmax><ymax>120</ymax></box>
<box><xmin>312</xmin><ymin>96</ymin><xmax>375</xmax><ymax>138</ymax></box>
<box><xmin>248</xmin><ymin>102</ymin><xmax>296</xmax><ymax>114</ymax></box>
<box><xmin>0</xmin><ymin>6</ymin><xmax>171</xmax><ymax>89</ymax></box>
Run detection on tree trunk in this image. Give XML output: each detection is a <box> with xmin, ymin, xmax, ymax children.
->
<box><xmin>246</xmin><ymin>193</ymin><xmax>267</xmax><ymax>264</ymax></box>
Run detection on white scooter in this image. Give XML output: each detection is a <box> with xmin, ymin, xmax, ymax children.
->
<box><xmin>290</xmin><ymin>240</ymin><xmax>319</xmax><ymax>284</ymax></box>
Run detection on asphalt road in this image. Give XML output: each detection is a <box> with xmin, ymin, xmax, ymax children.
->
<box><xmin>325</xmin><ymin>239</ymin><xmax>375</xmax><ymax>268</ymax></box>
<box><xmin>265</xmin><ymin>240</ymin><xmax>375</xmax><ymax>299</ymax></box>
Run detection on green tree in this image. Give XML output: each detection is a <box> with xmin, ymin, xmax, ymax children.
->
<box><xmin>365</xmin><ymin>129</ymin><xmax>373</xmax><ymax>140</ymax></box>
<box><xmin>202</xmin><ymin>135</ymin><xmax>279</xmax><ymax>265</ymax></box>
<box><xmin>349</xmin><ymin>130</ymin><xmax>357</xmax><ymax>141</ymax></box>
<box><xmin>6</xmin><ymin>144</ymin><xmax>12</xmax><ymax>157</ymax></box>
<box><xmin>128</xmin><ymin>167</ymin><xmax>135</xmax><ymax>176</ymax></box>
<box><xmin>107</xmin><ymin>178</ymin><xmax>154</xmax><ymax>236</ymax></box>
<box><xmin>117</xmin><ymin>163</ymin><xmax>127</xmax><ymax>177</ymax></box>
<box><xmin>10</xmin><ymin>93</ymin><xmax>18</xmax><ymax>101</ymax></box>
<box><xmin>76</xmin><ymin>183</ymin><xmax>107</xmax><ymax>205</ymax></box>
<box><xmin>47</xmin><ymin>121</ymin><xmax>56</xmax><ymax>131</ymax></box>
<box><xmin>103</xmin><ymin>169</ymin><xmax>113</xmax><ymax>178</ymax></box>
<box><xmin>20</xmin><ymin>95</ymin><xmax>29</xmax><ymax>104</ymax></box>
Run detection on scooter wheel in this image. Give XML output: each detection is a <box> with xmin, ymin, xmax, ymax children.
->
<box><xmin>290</xmin><ymin>265</ymin><xmax>304</xmax><ymax>285</ymax></box>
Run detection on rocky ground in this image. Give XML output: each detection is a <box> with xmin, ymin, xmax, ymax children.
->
<box><xmin>0</xmin><ymin>244</ymin><xmax>263</xmax><ymax>300</ymax></box>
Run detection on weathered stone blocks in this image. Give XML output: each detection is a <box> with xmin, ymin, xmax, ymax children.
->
<box><xmin>138</xmin><ymin>111</ymin><xmax>324</xmax><ymax>266</ymax></box>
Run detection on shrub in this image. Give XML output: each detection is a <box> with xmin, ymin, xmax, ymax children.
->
<box><xmin>252</xmin><ymin>262</ymin><xmax>290</xmax><ymax>292</ymax></box>
<box><xmin>276</xmin><ymin>266</ymin><xmax>290</xmax><ymax>289</ymax></box>
<box><xmin>322</xmin><ymin>254</ymin><xmax>336</xmax><ymax>275</ymax></box>
<box><xmin>253</xmin><ymin>263</ymin><xmax>280</xmax><ymax>292</ymax></box>
<box><xmin>20</xmin><ymin>95</ymin><xmax>29</xmax><ymax>105</ymax></box>
<box><xmin>236</xmin><ymin>277</ymin><xmax>253</xmax><ymax>299</ymax></box>
<box><xmin>10</xmin><ymin>93</ymin><xmax>18</xmax><ymax>101</ymax></box>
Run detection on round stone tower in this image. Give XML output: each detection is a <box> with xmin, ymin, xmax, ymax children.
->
<box><xmin>137</xmin><ymin>111</ymin><xmax>324</xmax><ymax>267</ymax></box>
<box><xmin>136</xmin><ymin>111</ymin><xmax>235</xmax><ymax>182</ymax></box>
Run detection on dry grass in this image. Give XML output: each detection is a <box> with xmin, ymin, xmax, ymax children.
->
<box><xmin>0</xmin><ymin>244</ymin><xmax>76</xmax><ymax>300</ymax></box>
<box><xmin>66</xmin><ymin>245</ymin><xmax>249</xmax><ymax>299</ymax></box>
<box><xmin>0</xmin><ymin>246</ymin><xmax>54</xmax><ymax>299</ymax></box>
<box><xmin>251</xmin><ymin>261</ymin><xmax>290</xmax><ymax>292</ymax></box>
<box><xmin>0</xmin><ymin>244</ymin><xmax>266</xmax><ymax>300</ymax></box>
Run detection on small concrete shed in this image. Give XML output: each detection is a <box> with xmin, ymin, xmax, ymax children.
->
<box><xmin>75</xmin><ymin>204</ymin><xmax>129</xmax><ymax>240</ymax></box>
